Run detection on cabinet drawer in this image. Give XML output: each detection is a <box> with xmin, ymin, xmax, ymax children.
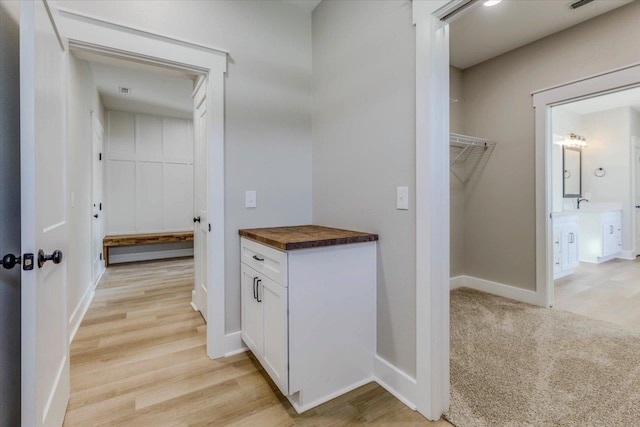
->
<box><xmin>241</xmin><ymin>238</ymin><xmax>288</xmax><ymax>286</ymax></box>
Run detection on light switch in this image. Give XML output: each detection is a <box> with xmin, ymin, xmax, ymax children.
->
<box><xmin>245</xmin><ymin>191</ymin><xmax>257</xmax><ymax>208</ymax></box>
<box><xmin>397</xmin><ymin>187</ymin><xmax>409</xmax><ymax>210</ymax></box>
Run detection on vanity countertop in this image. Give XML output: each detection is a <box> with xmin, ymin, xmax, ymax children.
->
<box><xmin>238</xmin><ymin>225</ymin><xmax>378</xmax><ymax>251</ymax></box>
<box><xmin>564</xmin><ymin>208</ymin><xmax>623</xmax><ymax>214</ymax></box>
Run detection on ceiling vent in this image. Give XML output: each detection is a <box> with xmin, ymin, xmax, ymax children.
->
<box><xmin>118</xmin><ymin>87</ymin><xmax>131</xmax><ymax>95</ymax></box>
<box><xmin>570</xmin><ymin>0</ymin><xmax>594</xmax><ymax>9</ymax></box>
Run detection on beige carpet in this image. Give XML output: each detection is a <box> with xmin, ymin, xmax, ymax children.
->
<box><xmin>445</xmin><ymin>288</ymin><xmax>640</xmax><ymax>427</ymax></box>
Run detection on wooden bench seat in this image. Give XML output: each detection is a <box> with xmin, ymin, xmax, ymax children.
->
<box><xmin>103</xmin><ymin>231</ymin><xmax>194</xmax><ymax>267</ymax></box>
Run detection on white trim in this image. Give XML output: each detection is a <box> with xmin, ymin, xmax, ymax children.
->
<box><xmin>108</xmin><ymin>248</ymin><xmax>194</xmax><ymax>265</ymax></box>
<box><xmin>288</xmin><ymin>377</ymin><xmax>375</xmax><ymax>414</ymax></box>
<box><xmin>533</xmin><ymin>63</ymin><xmax>640</xmax><ymax>309</ymax></box>
<box><xmin>56</xmin><ymin>7</ymin><xmax>228</xmax><ymax>359</ymax></box>
<box><xmin>414</xmin><ymin>1</ymin><xmax>451</xmax><ymax>421</ymax></box>
<box><xmin>374</xmin><ymin>355</ymin><xmax>417</xmax><ymax>410</ymax></box>
<box><xmin>450</xmin><ymin>276</ymin><xmax>543</xmax><ymax>306</ymax></box>
<box><xmin>223</xmin><ymin>331</ymin><xmax>248</xmax><ymax>357</ymax></box>
<box><xmin>618</xmin><ymin>250</ymin><xmax>636</xmax><ymax>261</ymax></box>
<box><xmin>449</xmin><ymin>275</ymin><xmax>465</xmax><ymax>290</ymax></box>
<box><xmin>68</xmin><ymin>280</ymin><xmax>95</xmax><ymax>344</ymax></box>
<box><xmin>632</xmin><ymin>136</ymin><xmax>640</xmax><ymax>256</ymax></box>
<box><xmin>55</xmin><ymin>7</ymin><xmax>229</xmax><ymax>56</ymax></box>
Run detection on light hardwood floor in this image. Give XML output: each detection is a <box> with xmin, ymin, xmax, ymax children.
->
<box><xmin>554</xmin><ymin>257</ymin><xmax>640</xmax><ymax>330</ymax></box>
<box><xmin>64</xmin><ymin>258</ymin><xmax>451</xmax><ymax>426</ymax></box>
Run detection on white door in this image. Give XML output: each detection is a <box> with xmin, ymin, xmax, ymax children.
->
<box><xmin>633</xmin><ymin>137</ymin><xmax>640</xmax><ymax>256</ymax></box>
<box><xmin>20</xmin><ymin>1</ymin><xmax>70</xmax><ymax>426</ymax></box>
<box><xmin>91</xmin><ymin>112</ymin><xmax>104</xmax><ymax>283</ymax></box>
<box><xmin>193</xmin><ymin>78</ymin><xmax>208</xmax><ymax>319</ymax></box>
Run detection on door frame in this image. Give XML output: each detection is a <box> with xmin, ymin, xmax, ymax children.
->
<box><xmin>56</xmin><ymin>7</ymin><xmax>229</xmax><ymax>358</ymax></box>
<box><xmin>632</xmin><ymin>136</ymin><xmax>640</xmax><ymax>257</ymax></box>
<box><xmin>532</xmin><ymin>63</ymin><xmax>640</xmax><ymax>308</ymax></box>
<box><xmin>413</xmin><ymin>0</ymin><xmax>476</xmax><ymax>420</ymax></box>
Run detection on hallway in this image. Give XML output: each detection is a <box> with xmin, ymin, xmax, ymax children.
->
<box><xmin>63</xmin><ymin>259</ymin><xmax>449</xmax><ymax>426</ymax></box>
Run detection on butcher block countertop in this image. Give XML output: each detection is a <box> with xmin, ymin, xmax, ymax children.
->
<box><xmin>238</xmin><ymin>225</ymin><xmax>378</xmax><ymax>251</ymax></box>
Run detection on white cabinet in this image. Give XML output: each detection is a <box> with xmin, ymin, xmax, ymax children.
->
<box><xmin>553</xmin><ymin>214</ymin><xmax>580</xmax><ymax>279</ymax></box>
<box><xmin>240</xmin><ymin>234</ymin><xmax>376</xmax><ymax>413</ymax></box>
<box><xmin>240</xmin><ymin>264</ymin><xmax>288</xmax><ymax>393</ymax></box>
<box><xmin>578</xmin><ymin>210</ymin><xmax>622</xmax><ymax>263</ymax></box>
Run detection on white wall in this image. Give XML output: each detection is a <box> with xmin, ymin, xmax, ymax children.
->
<box><xmin>57</xmin><ymin>0</ymin><xmax>313</xmax><ymax>333</ymax></box>
<box><xmin>581</xmin><ymin>107</ymin><xmax>633</xmax><ymax>251</ymax></box>
<box><xmin>0</xmin><ymin>1</ymin><xmax>21</xmax><ymax>424</ymax></box>
<box><xmin>67</xmin><ymin>54</ymin><xmax>106</xmax><ymax>336</ymax></box>
<box><xmin>105</xmin><ymin>110</ymin><xmax>194</xmax><ymax>235</ymax></box>
<box><xmin>312</xmin><ymin>0</ymin><xmax>417</xmax><ymax>377</ymax></box>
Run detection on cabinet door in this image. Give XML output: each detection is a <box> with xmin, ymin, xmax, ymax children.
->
<box><xmin>566</xmin><ymin>225</ymin><xmax>580</xmax><ymax>269</ymax></box>
<box><xmin>261</xmin><ymin>276</ymin><xmax>289</xmax><ymax>395</ymax></box>
<box><xmin>241</xmin><ymin>264</ymin><xmax>263</xmax><ymax>355</ymax></box>
<box><xmin>602</xmin><ymin>222</ymin><xmax>619</xmax><ymax>257</ymax></box>
<box><xmin>553</xmin><ymin>227</ymin><xmax>562</xmax><ymax>275</ymax></box>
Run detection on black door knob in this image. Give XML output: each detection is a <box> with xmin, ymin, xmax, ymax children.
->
<box><xmin>193</xmin><ymin>216</ymin><xmax>201</xmax><ymax>223</ymax></box>
<box><xmin>37</xmin><ymin>249</ymin><xmax>63</xmax><ymax>268</ymax></box>
<box><xmin>94</xmin><ymin>214</ymin><xmax>99</xmax><ymax>218</ymax></box>
<box><xmin>1</xmin><ymin>254</ymin><xmax>21</xmax><ymax>270</ymax></box>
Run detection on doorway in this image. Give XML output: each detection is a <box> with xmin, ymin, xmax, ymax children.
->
<box><xmin>546</xmin><ymin>86</ymin><xmax>640</xmax><ymax>329</ymax></box>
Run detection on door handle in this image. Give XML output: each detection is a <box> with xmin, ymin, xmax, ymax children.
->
<box><xmin>193</xmin><ymin>216</ymin><xmax>201</xmax><ymax>223</ymax></box>
<box><xmin>256</xmin><ymin>279</ymin><xmax>262</xmax><ymax>303</ymax></box>
<box><xmin>37</xmin><ymin>249</ymin><xmax>63</xmax><ymax>268</ymax></box>
<box><xmin>252</xmin><ymin>255</ymin><xmax>264</xmax><ymax>262</ymax></box>
<box><xmin>1</xmin><ymin>253</ymin><xmax>21</xmax><ymax>270</ymax></box>
<box><xmin>93</xmin><ymin>214</ymin><xmax>99</xmax><ymax>218</ymax></box>
<box><xmin>253</xmin><ymin>277</ymin><xmax>258</xmax><ymax>300</ymax></box>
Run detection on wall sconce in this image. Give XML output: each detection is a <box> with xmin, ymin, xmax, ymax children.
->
<box><xmin>556</xmin><ymin>133</ymin><xmax>587</xmax><ymax>147</ymax></box>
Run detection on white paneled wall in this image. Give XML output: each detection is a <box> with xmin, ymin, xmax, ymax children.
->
<box><xmin>106</xmin><ymin>110</ymin><xmax>194</xmax><ymax>235</ymax></box>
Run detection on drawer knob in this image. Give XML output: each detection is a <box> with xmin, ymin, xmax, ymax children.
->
<box><xmin>252</xmin><ymin>255</ymin><xmax>264</xmax><ymax>262</ymax></box>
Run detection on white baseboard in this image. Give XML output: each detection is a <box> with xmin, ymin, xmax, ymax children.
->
<box><xmin>449</xmin><ymin>275</ymin><xmax>465</xmax><ymax>290</ymax></box>
<box><xmin>224</xmin><ymin>331</ymin><xmax>248</xmax><ymax>357</ymax></box>
<box><xmin>373</xmin><ymin>355</ymin><xmax>417</xmax><ymax>410</ymax></box>
<box><xmin>618</xmin><ymin>250</ymin><xmax>637</xmax><ymax>260</ymax></box>
<box><xmin>109</xmin><ymin>248</ymin><xmax>194</xmax><ymax>265</ymax></box>
<box><xmin>450</xmin><ymin>275</ymin><xmax>543</xmax><ymax>306</ymax></box>
<box><xmin>68</xmin><ymin>280</ymin><xmax>96</xmax><ymax>344</ymax></box>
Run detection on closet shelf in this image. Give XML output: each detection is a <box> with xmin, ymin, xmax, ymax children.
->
<box><xmin>450</xmin><ymin>133</ymin><xmax>495</xmax><ymax>167</ymax></box>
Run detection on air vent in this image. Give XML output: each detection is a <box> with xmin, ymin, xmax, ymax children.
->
<box><xmin>118</xmin><ymin>86</ymin><xmax>131</xmax><ymax>95</ymax></box>
<box><xmin>570</xmin><ymin>0</ymin><xmax>594</xmax><ymax>9</ymax></box>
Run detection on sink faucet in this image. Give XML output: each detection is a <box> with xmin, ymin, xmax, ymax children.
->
<box><xmin>577</xmin><ymin>198</ymin><xmax>589</xmax><ymax>210</ymax></box>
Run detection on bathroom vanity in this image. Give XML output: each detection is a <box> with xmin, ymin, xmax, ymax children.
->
<box><xmin>238</xmin><ymin>225</ymin><xmax>377</xmax><ymax>413</ymax></box>
<box><xmin>576</xmin><ymin>210</ymin><xmax>622</xmax><ymax>263</ymax></box>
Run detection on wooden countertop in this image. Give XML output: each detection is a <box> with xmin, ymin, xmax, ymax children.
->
<box><xmin>238</xmin><ymin>225</ymin><xmax>378</xmax><ymax>251</ymax></box>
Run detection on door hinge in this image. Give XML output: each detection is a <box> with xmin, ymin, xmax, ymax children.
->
<box><xmin>99</xmin><ymin>153</ymin><xmax>102</xmax><ymax>161</ymax></box>
<box><xmin>99</xmin><ymin>203</ymin><xmax>102</xmax><ymax>211</ymax></box>
<box><xmin>100</xmin><ymin>253</ymin><xmax>103</xmax><ymax>260</ymax></box>
<box><xmin>208</xmin><ymin>223</ymin><xmax>211</xmax><ymax>232</ymax></box>
<box><xmin>22</xmin><ymin>253</ymin><xmax>34</xmax><ymax>271</ymax></box>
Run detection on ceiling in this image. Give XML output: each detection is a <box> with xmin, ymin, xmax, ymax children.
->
<box><xmin>281</xmin><ymin>0</ymin><xmax>322</xmax><ymax>13</ymax></box>
<box><xmin>557</xmin><ymin>86</ymin><xmax>640</xmax><ymax>116</ymax></box>
<box><xmin>450</xmin><ymin>0</ymin><xmax>633</xmax><ymax>70</ymax></box>
<box><xmin>87</xmin><ymin>60</ymin><xmax>195</xmax><ymax>120</ymax></box>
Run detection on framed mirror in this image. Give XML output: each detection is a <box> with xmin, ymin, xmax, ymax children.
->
<box><xmin>563</xmin><ymin>146</ymin><xmax>581</xmax><ymax>198</ymax></box>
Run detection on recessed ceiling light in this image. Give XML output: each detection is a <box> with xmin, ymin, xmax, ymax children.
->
<box><xmin>484</xmin><ymin>0</ymin><xmax>502</xmax><ymax>6</ymax></box>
